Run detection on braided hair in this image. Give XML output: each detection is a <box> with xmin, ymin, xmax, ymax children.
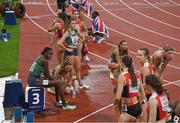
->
<box><xmin>41</xmin><ymin>47</ymin><xmax>52</xmax><ymax>55</ymax></box>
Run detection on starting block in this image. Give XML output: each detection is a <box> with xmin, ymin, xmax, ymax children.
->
<box><xmin>4</xmin><ymin>10</ymin><xmax>16</xmax><ymax>25</ymax></box>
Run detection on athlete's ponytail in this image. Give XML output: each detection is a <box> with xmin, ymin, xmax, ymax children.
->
<box><xmin>121</xmin><ymin>55</ymin><xmax>137</xmax><ymax>87</ymax></box>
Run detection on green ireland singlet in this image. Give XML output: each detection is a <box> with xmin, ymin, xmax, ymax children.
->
<box><xmin>29</xmin><ymin>56</ymin><xmax>45</xmax><ymax>76</ymax></box>
<box><xmin>65</xmin><ymin>29</ymin><xmax>79</xmax><ymax>48</ymax></box>
<box><xmin>110</xmin><ymin>52</ymin><xmax>117</xmax><ymax>63</ymax></box>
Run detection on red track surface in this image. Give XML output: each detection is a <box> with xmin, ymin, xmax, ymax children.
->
<box><xmin>19</xmin><ymin>0</ymin><xmax>180</xmax><ymax>122</ymax></box>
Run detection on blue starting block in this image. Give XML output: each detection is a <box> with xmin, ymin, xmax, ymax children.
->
<box><xmin>3</xmin><ymin>79</ymin><xmax>25</xmax><ymax>107</ymax></box>
<box><xmin>4</xmin><ymin>10</ymin><xmax>16</xmax><ymax>25</ymax></box>
<box><xmin>13</xmin><ymin>107</ymin><xmax>34</xmax><ymax>122</ymax></box>
<box><xmin>26</xmin><ymin>111</ymin><xmax>34</xmax><ymax>122</ymax></box>
<box><xmin>14</xmin><ymin>107</ymin><xmax>23</xmax><ymax>122</ymax></box>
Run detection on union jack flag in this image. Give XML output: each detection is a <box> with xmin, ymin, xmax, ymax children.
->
<box><xmin>92</xmin><ymin>16</ymin><xmax>109</xmax><ymax>38</ymax></box>
<box><xmin>70</xmin><ymin>0</ymin><xmax>93</xmax><ymax>17</ymax></box>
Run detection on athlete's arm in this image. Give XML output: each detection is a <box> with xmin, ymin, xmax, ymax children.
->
<box><xmin>78</xmin><ymin>31</ymin><xmax>85</xmax><ymax>44</ymax></box>
<box><xmin>114</xmin><ymin>74</ymin><xmax>125</xmax><ymax>110</ymax></box>
<box><xmin>148</xmin><ymin>97</ymin><xmax>157</xmax><ymax>122</ymax></box>
<box><xmin>57</xmin><ymin>31</ymin><xmax>72</xmax><ymax>52</ymax></box>
<box><xmin>41</xmin><ymin>58</ymin><xmax>54</xmax><ymax>80</ymax></box>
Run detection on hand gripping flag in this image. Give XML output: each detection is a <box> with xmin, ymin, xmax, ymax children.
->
<box><xmin>92</xmin><ymin>16</ymin><xmax>109</xmax><ymax>38</ymax></box>
<box><xmin>70</xmin><ymin>0</ymin><xmax>93</xmax><ymax>17</ymax></box>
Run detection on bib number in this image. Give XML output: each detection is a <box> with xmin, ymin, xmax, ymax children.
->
<box><xmin>160</xmin><ymin>96</ymin><xmax>170</xmax><ymax>112</ymax></box>
<box><xmin>71</xmin><ymin>35</ymin><xmax>79</xmax><ymax>45</ymax></box>
<box><xmin>173</xmin><ymin>115</ymin><xmax>180</xmax><ymax>123</ymax></box>
<box><xmin>122</xmin><ymin>104</ymin><xmax>127</xmax><ymax>111</ymax></box>
<box><xmin>129</xmin><ymin>79</ymin><xmax>140</xmax><ymax>93</ymax></box>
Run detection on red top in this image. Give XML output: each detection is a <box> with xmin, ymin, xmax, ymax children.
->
<box><xmin>147</xmin><ymin>92</ymin><xmax>170</xmax><ymax>121</ymax></box>
<box><xmin>122</xmin><ymin>72</ymin><xmax>141</xmax><ymax>98</ymax></box>
<box><xmin>156</xmin><ymin>93</ymin><xmax>169</xmax><ymax>120</ymax></box>
<box><xmin>142</xmin><ymin>62</ymin><xmax>153</xmax><ymax>94</ymax></box>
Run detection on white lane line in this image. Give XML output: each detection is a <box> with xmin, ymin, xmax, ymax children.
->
<box><xmin>145</xmin><ymin>0</ymin><xmax>180</xmax><ymax>18</ymax></box>
<box><xmin>120</xmin><ymin>0</ymin><xmax>180</xmax><ymax>29</ymax></box>
<box><xmin>73</xmin><ymin>104</ymin><xmax>113</xmax><ymax>123</ymax></box>
<box><xmin>168</xmin><ymin>0</ymin><xmax>180</xmax><ymax>6</ymax></box>
<box><xmin>24</xmin><ymin>14</ymin><xmax>54</xmax><ymax>19</ymax></box>
<box><xmin>95</xmin><ymin>0</ymin><xmax>180</xmax><ymax>42</ymax></box>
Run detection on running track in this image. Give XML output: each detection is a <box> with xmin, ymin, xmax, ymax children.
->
<box><xmin>19</xmin><ymin>0</ymin><xmax>180</xmax><ymax>122</ymax></box>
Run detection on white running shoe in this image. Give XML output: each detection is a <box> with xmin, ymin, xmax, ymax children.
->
<box><xmin>56</xmin><ymin>100</ymin><xmax>68</xmax><ymax>106</ymax></box>
<box><xmin>79</xmin><ymin>84</ymin><xmax>90</xmax><ymax>89</ymax></box>
<box><xmin>85</xmin><ymin>55</ymin><xmax>90</xmax><ymax>62</ymax></box>
<box><xmin>47</xmin><ymin>88</ymin><xmax>55</xmax><ymax>94</ymax></box>
<box><xmin>110</xmin><ymin>71</ymin><xmax>114</xmax><ymax>79</ymax></box>
<box><xmin>63</xmin><ymin>104</ymin><xmax>77</xmax><ymax>110</ymax></box>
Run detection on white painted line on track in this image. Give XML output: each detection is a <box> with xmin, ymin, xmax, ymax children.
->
<box><xmin>144</xmin><ymin>0</ymin><xmax>180</xmax><ymax>18</ymax></box>
<box><xmin>120</xmin><ymin>0</ymin><xmax>180</xmax><ymax>29</ymax></box>
<box><xmin>95</xmin><ymin>0</ymin><xmax>180</xmax><ymax>42</ymax></box>
<box><xmin>24</xmin><ymin>14</ymin><xmax>54</xmax><ymax>19</ymax></box>
<box><xmin>168</xmin><ymin>0</ymin><xmax>180</xmax><ymax>6</ymax></box>
<box><xmin>73</xmin><ymin>104</ymin><xmax>113</xmax><ymax>123</ymax></box>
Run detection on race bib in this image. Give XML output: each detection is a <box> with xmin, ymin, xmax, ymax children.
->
<box><xmin>160</xmin><ymin>96</ymin><xmax>170</xmax><ymax>112</ymax></box>
<box><xmin>122</xmin><ymin>104</ymin><xmax>127</xmax><ymax>111</ymax></box>
<box><xmin>173</xmin><ymin>115</ymin><xmax>180</xmax><ymax>123</ymax></box>
<box><xmin>129</xmin><ymin>79</ymin><xmax>140</xmax><ymax>93</ymax></box>
<box><xmin>71</xmin><ymin>35</ymin><xmax>79</xmax><ymax>45</ymax></box>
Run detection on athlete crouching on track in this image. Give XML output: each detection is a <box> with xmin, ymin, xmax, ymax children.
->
<box><xmin>108</xmin><ymin>40</ymin><xmax>129</xmax><ymax>79</ymax></box>
<box><xmin>145</xmin><ymin>74</ymin><xmax>171</xmax><ymax>122</ymax></box>
<box><xmin>58</xmin><ymin>17</ymin><xmax>90</xmax><ymax>89</ymax></box>
<box><xmin>113</xmin><ymin>55</ymin><xmax>146</xmax><ymax>122</ymax></box>
<box><xmin>48</xmin><ymin>60</ymin><xmax>78</xmax><ymax>95</ymax></box>
<box><xmin>151</xmin><ymin>44</ymin><xmax>175</xmax><ymax>81</ymax></box>
<box><xmin>27</xmin><ymin>47</ymin><xmax>76</xmax><ymax>110</ymax></box>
